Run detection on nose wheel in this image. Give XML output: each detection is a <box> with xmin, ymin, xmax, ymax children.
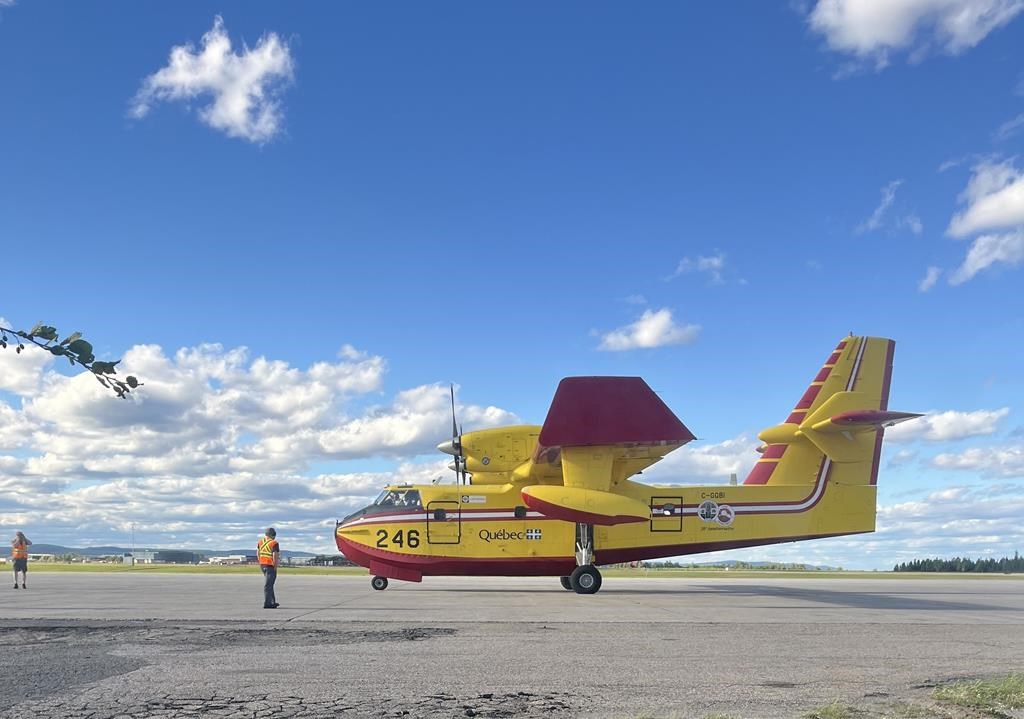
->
<box><xmin>371</xmin><ymin>575</ymin><xmax>389</xmax><ymax>591</ymax></box>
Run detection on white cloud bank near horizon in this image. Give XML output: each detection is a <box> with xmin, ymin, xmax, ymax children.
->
<box><xmin>131</xmin><ymin>16</ymin><xmax>294</xmax><ymax>143</ymax></box>
<box><xmin>0</xmin><ymin>340</ymin><xmax>515</xmax><ymax>551</ymax></box>
<box><xmin>2</xmin><ymin>338</ymin><xmax>1022</xmax><ymax>566</ymax></box>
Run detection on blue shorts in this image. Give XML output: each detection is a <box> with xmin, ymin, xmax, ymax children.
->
<box><xmin>13</xmin><ymin>558</ymin><xmax>27</xmax><ymax>573</ymax></box>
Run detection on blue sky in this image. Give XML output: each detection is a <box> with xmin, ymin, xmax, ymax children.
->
<box><xmin>1</xmin><ymin>2</ymin><xmax>1023</xmax><ymax>568</ymax></box>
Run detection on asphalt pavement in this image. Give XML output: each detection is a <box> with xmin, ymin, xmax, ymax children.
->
<box><xmin>1</xmin><ymin>573</ymin><xmax>1022</xmax><ymax>718</ymax></box>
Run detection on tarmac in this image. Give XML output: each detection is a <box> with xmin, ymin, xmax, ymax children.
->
<box><xmin>1</xmin><ymin>573</ymin><xmax>1022</xmax><ymax>718</ymax></box>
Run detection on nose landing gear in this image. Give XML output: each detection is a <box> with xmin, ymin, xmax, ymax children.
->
<box><xmin>371</xmin><ymin>575</ymin><xmax>389</xmax><ymax>590</ymax></box>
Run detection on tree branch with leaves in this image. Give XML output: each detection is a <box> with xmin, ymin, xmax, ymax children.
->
<box><xmin>0</xmin><ymin>321</ymin><xmax>141</xmax><ymax>398</ymax></box>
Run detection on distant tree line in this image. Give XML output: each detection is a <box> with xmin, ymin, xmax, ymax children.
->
<box><xmin>894</xmin><ymin>552</ymin><xmax>1023</xmax><ymax>573</ymax></box>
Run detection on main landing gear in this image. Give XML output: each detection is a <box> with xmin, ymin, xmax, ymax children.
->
<box><xmin>561</xmin><ymin>523</ymin><xmax>602</xmax><ymax>594</ymax></box>
<box><xmin>371</xmin><ymin>575</ymin><xmax>389</xmax><ymax>590</ymax></box>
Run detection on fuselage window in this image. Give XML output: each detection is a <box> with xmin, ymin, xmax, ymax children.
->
<box><xmin>374</xmin><ymin>490</ymin><xmax>422</xmax><ymax>509</ymax></box>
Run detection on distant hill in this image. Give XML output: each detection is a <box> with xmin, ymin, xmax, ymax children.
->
<box><xmin>27</xmin><ymin>544</ymin><xmax>318</xmax><ymax>559</ymax></box>
<box><xmin>651</xmin><ymin>559</ymin><xmax>841</xmax><ymax>570</ymax></box>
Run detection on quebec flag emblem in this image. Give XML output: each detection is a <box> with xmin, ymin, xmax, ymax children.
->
<box><xmin>525</xmin><ymin>529</ymin><xmax>542</xmax><ymax>540</ymax></box>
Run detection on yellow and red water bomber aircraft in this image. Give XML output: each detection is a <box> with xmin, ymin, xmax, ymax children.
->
<box><xmin>336</xmin><ymin>335</ymin><xmax>920</xmax><ymax>594</ymax></box>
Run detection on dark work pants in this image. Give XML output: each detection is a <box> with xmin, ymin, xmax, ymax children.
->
<box><xmin>262</xmin><ymin>565</ymin><xmax>277</xmax><ymax>607</ymax></box>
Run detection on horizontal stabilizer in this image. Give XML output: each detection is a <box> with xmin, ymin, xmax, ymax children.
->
<box><xmin>522</xmin><ymin>485</ymin><xmax>650</xmax><ymax>526</ymax></box>
<box><xmin>759</xmin><ymin>391</ymin><xmax>923</xmax><ymax>464</ymax></box>
<box><xmin>818</xmin><ymin>409</ymin><xmax>924</xmax><ymax>431</ymax></box>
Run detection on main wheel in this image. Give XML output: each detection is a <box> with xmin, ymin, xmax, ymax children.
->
<box><xmin>559</xmin><ymin>576</ymin><xmax>573</xmax><ymax>591</ymax></box>
<box><xmin>569</xmin><ymin>565</ymin><xmax>602</xmax><ymax>594</ymax></box>
<box><xmin>371</xmin><ymin>575</ymin><xmax>389</xmax><ymax>591</ymax></box>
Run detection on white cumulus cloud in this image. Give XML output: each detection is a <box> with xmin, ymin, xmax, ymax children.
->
<box><xmin>640</xmin><ymin>435</ymin><xmax>759</xmax><ymax>484</ymax></box>
<box><xmin>917</xmin><ymin>265</ymin><xmax>942</xmax><ymax>292</ymax></box>
<box><xmin>858</xmin><ymin>179</ymin><xmax>903</xmax><ymax>231</ymax></box>
<box><xmin>597</xmin><ymin>309</ymin><xmax>700</xmax><ymax>351</ymax></box>
<box><xmin>994</xmin><ymin>112</ymin><xmax>1024</xmax><ymax>141</ymax></box>
<box><xmin>930</xmin><ymin>444</ymin><xmax>1024</xmax><ymax>477</ymax></box>
<box><xmin>857</xmin><ymin>180</ymin><xmax>923</xmax><ymax>234</ymax></box>
<box><xmin>808</xmin><ymin>0</ymin><xmax>1024</xmax><ymax>69</ymax></box>
<box><xmin>944</xmin><ymin>160</ymin><xmax>1024</xmax><ymax>284</ymax></box>
<box><xmin>886</xmin><ymin>407</ymin><xmax>1010</xmax><ymax>442</ymax></box>
<box><xmin>131</xmin><ymin>16</ymin><xmax>295</xmax><ymax>143</ymax></box>
<box><xmin>0</xmin><ymin>340</ymin><xmax>519</xmax><ymax>551</ymax></box>
<box><xmin>948</xmin><ymin>229</ymin><xmax>1024</xmax><ymax>284</ymax></box>
<box><xmin>668</xmin><ymin>253</ymin><xmax>726</xmax><ymax>283</ymax></box>
<box><xmin>948</xmin><ymin>160</ymin><xmax>1024</xmax><ymax>238</ymax></box>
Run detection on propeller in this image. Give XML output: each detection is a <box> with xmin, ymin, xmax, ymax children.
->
<box><xmin>437</xmin><ymin>384</ymin><xmax>467</xmax><ymax>484</ymax></box>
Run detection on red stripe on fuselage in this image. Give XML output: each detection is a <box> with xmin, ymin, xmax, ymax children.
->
<box><xmin>761</xmin><ymin>444</ymin><xmax>786</xmax><ymax>459</ymax></box>
<box><xmin>743</xmin><ymin>461</ymin><xmax>778</xmax><ymax>485</ymax></box>
<box><xmin>795</xmin><ymin>384</ymin><xmax>822</xmax><ymax>410</ymax></box>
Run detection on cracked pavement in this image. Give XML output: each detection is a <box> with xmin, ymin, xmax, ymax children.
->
<box><xmin>1</xmin><ymin>574</ymin><xmax>1022</xmax><ymax>718</ymax></box>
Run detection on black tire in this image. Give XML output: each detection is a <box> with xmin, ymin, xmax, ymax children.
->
<box><xmin>570</xmin><ymin>565</ymin><xmax>602</xmax><ymax>594</ymax></box>
<box><xmin>371</xmin><ymin>576</ymin><xmax>388</xmax><ymax>591</ymax></box>
<box><xmin>559</xmin><ymin>576</ymin><xmax>573</xmax><ymax>591</ymax></box>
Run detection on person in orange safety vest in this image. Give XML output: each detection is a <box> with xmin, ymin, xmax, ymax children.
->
<box><xmin>257</xmin><ymin>527</ymin><xmax>280</xmax><ymax>609</ymax></box>
<box><xmin>11</xmin><ymin>531</ymin><xmax>31</xmax><ymax>589</ymax></box>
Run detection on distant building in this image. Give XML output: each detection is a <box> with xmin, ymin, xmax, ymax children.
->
<box><xmin>27</xmin><ymin>553</ymin><xmax>56</xmax><ymax>562</ymax></box>
<box><xmin>208</xmin><ymin>554</ymin><xmax>256</xmax><ymax>565</ymax></box>
<box><xmin>132</xmin><ymin>550</ymin><xmax>200</xmax><ymax>565</ymax></box>
<box><xmin>308</xmin><ymin>554</ymin><xmax>356</xmax><ymax>567</ymax></box>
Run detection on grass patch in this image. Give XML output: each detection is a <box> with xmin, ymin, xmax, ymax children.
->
<box><xmin>932</xmin><ymin>674</ymin><xmax>1024</xmax><ymax>716</ymax></box>
<box><xmin>802</xmin><ymin>700</ymin><xmax>860</xmax><ymax>719</ymax></box>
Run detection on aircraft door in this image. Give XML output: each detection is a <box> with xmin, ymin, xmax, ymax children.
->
<box><xmin>426</xmin><ymin>500</ymin><xmax>461</xmax><ymax>544</ymax></box>
<box><xmin>650</xmin><ymin>496</ymin><xmax>683</xmax><ymax>532</ymax></box>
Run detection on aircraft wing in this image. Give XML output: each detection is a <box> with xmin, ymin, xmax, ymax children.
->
<box><xmin>520</xmin><ymin>377</ymin><xmax>696</xmax><ymax>525</ymax></box>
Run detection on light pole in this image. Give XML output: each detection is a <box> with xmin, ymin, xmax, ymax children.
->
<box><xmin>130</xmin><ymin>522</ymin><xmax>135</xmax><ymax>568</ymax></box>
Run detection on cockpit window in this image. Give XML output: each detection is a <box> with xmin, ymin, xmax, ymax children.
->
<box><xmin>373</xmin><ymin>489</ymin><xmax>422</xmax><ymax>509</ymax></box>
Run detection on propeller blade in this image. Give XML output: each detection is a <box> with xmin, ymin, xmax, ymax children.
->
<box><xmin>449</xmin><ymin>384</ymin><xmax>462</xmax><ymax>484</ymax></box>
<box><xmin>450</xmin><ymin>385</ymin><xmax>458</xmax><ymax>441</ymax></box>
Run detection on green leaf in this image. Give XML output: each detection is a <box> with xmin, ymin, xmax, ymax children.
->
<box><xmin>67</xmin><ymin>339</ymin><xmax>94</xmax><ymax>357</ymax></box>
<box><xmin>33</xmin><ymin>325</ymin><xmax>58</xmax><ymax>341</ymax></box>
<box><xmin>90</xmin><ymin>360</ymin><xmax>120</xmax><ymax>375</ymax></box>
<box><xmin>126</xmin><ymin>376</ymin><xmax>139</xmax><ymax>388</ymax></box>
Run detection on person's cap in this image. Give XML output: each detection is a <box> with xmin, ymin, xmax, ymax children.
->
<box><xmin>266</xmin><ymin>527</ymin><xmax>276</xmax><ymax>538</ymax></box>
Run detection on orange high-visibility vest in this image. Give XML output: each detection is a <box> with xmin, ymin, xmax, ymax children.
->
<box><xmin>11</xmin><ymin>543</ymin><xmax>28</xmax><ymax>560</ymax></box>
<box><xmin>257</xmin><ymin>536</ymin><xmax>277</xmax><ymax>566</ymax></box>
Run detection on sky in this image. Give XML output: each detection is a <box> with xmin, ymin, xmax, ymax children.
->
<box><xmin>1</xmin><ymin>1</ymin><xmax>1023</xmax><ymax>569</ymax></box>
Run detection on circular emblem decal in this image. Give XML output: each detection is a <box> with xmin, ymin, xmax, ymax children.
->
<box><xmin>697</xmin><ymin>500</ymin><xmax>719</xmax><ymax>522</ymax></box>
<box><xmin>481</xmin><ymin>456</ymin><xmax>491</xmax><ymax>466</ymax></box>
<box><xmin>716</xmin><ymin>504</ymin><xmax>735</xmax><ymax>527</ymax></box>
